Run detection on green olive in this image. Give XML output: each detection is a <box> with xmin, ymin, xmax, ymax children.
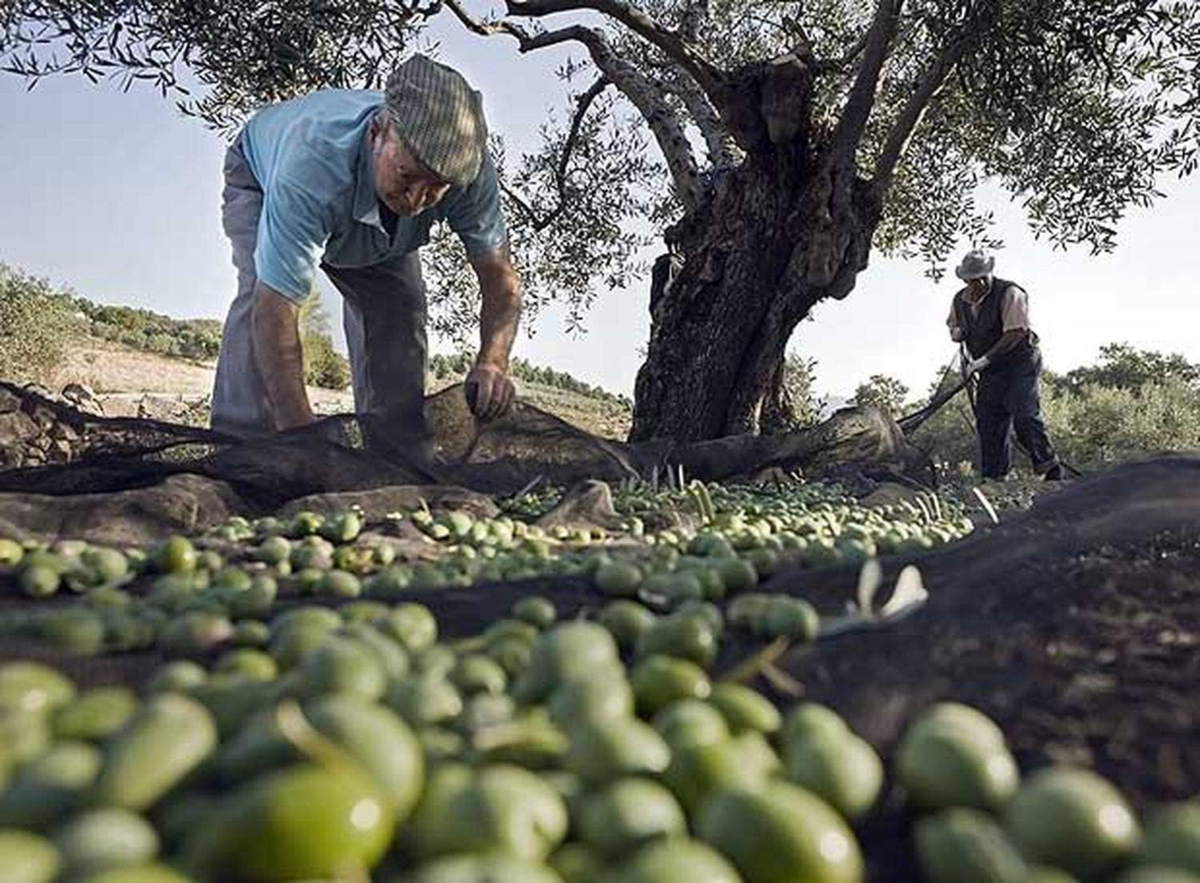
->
<box><xmin>597</xmin><ymin>601</ymin><xmax>657</xmax><ymax>652</ymax></box>
<box><xmin>630</xmin><ymin>655</ymin><xmax>711</xmax><ymax>718</ymax></box>
<box><xmin>406</xmin><ymin>763</ymin><xmax>567</xmax><ymax>863</ymax></box>
<box><xmin>52</xmin><ymin>807</ymin><xmax>160</xmax><ymax>874</ymax></box>
<box><xmin>652</xmin><ymin>699</ymin><xmax>731</xmax><ymax>750</ymax></box>
<box><xmin>580</xmin><ymin>777</ymin><xmax>686</xmax><ymax>858</ymax></box>
<box><xmin>699</xmin><ymin>780</ymin><xmax>864</xmax><ymax>883</ymax></box>
<box><xmin>615</xmin><ymin>839</ymin><xmax>742</xmax><ymax>883</ymax></box>
<box><xmin>635</xmin><ymin>614</ymin><xmax>717</xmax><ymax>669</ymax></box>
<box><xmin>512</xmin><ymin>596</ymin><xmax>557</xmax><ymax>629</ymax></box>
<box><xmin>0</xmin><ymin>662</ymin><xmax>75</xmax><ymax>714</ymax></box>
<box><xmin>784</xmin><ymin>727</ymin><xmax>882</xmax><ymax>822</ymax></box>
<box><xmin>0</xmin><ymin>829</ymin><xmax>60</xmax><ymax>883</ymax></box>
<box><xmin>186</xmin><ymin>762</ymin><xmax>393</xmax><ymax>880</ymax></box>
<box><xmin>595</xmin><ymin>561</ymin><xmax>643</xmax><ymax>598</ymax></box>
<box><xmin>151</xmin><ymin>536</ymin><xmax>197</xmax><ymax>574</ymax></box>
<box><xmin>1003</xmin><ymin>766</ymin><xmax>1141</xmax><ymax>882</ymax></box>
<box><xmin>915</xmin><ymin>807</ymin><xmax>1029</xmax><ymax>883</ymax></box>
<box><xmin>1137</xmin><ymin>802</ymin><xmax>1200</xmax><ymax>874</ymax></box>
<box><xmin>564</xmin><ymin>718</ymin><xmax>671</xmax><ymax>787</ymax></box>
<box><xmin>52</xmin><ymin>688</ymin><xmax>137</xmax><ymax>742</ymax></box>
<box><xmin>707</xmin><ymin>682</ymin><xmax>781</xmax><ymax>735</ymax></box>
<box><xmin>897</xmin><ymin>705</ymin><xmax>1019</xmax><ymax>813</ymax></box>
<box><xmin>662</xmin><ymin>732</ymin><xmax>779</xmax><ymax>818</ymax></box>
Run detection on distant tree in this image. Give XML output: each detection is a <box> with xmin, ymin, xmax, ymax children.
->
<box><xmin>1050</xmin><ymin>343</ymin><xmax>1200</xmax><ymax>396</ymax></box>
<box><xmin>854</xmin><ymin>374</ymin><xmax>909</xmax><ymax>415</ymax></box>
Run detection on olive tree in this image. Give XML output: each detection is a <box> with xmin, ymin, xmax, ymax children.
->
<box><xmin>5</xmin><ymin>0</ymin><xmax>1199</xmax><ymax>441</ymax></box>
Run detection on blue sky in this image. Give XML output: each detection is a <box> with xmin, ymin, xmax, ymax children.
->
<box><xmin>2</xmin><ymin>17</ymin><xmax>1198</xmax><ymax>402</ymax></box>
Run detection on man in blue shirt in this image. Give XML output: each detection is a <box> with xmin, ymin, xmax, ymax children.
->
<box><xmin>211</xmin><ymin>55</ymin><xmax>520</xmax><ymax>464</ymax></box>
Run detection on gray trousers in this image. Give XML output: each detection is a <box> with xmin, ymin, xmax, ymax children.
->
<box><xmin>211</xmin><ymin>141</ymin><xmax>431</xmax><ymax>460</ymax></box>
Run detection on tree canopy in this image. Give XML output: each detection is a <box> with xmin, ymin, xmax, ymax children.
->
<box><xmin>6</xmin><ymin>1</ymin><xmax>1198</xmax><ymax>342</ymax></box>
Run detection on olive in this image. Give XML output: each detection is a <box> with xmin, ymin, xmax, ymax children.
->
<box><xmin>635</xmin><ymin>614</ymin><xmax>717</xmax><ymax>669</ymax></box>
<box><xmin>52</xmin><ymin>807</ymin><xmax>160</xmax><ymax>874</ymax></box>
<box><xmin>616</xmin><ymin>839</ymin><xmax>742</xmax><ymax>883</ymax></box>
<box><xmin>185</xmin><ymin>762</ymin><xmax>393</xmax><ymax>879</ymax></box>
<box><xmin>597</xmin><ymin>600</ymin><xmax>657</xmax><ymax>652</ymax></box>
<box><xmin>699</xmin><ymin>780</ymin><xmax>864</xmax><ymax>883</ymax></box>
<box><xmin>150</xmin><ymin>536</ymin><xmax>197</xmax><ymax>575</ymax></box>
<box><xmin>1003</xmin><ymin>766</ymin><xmax>1140</xmax><ymax>882</ymax></box>
<box><xmin>630</xmin><ymin>655</ymin><xmax>711</xmax><ymax>718</ymax></box>
<box><xmin>662</xmin><ymin>732</ymin><xmax>779</xmax><ymax>817</ymax></box>
<box><xmin>707</xmin><ymin>682</ymin><xmax>781</xmax><ymax>735</ymax></box>
<box><xmin>564</xmin><ymin>718</ymin><xmax>671</xmax><ymax>787</ymax></box>
<box><xmin>897</xmin><ymin>704</ymin><xmax>1019</xmax><ymax>813</ymax></box>
<box><xmin>1137</xmin><ymin>802</ymin><xmax>1200</xmax><ymax>874</ymax></box>
<box><xmin>915</xmin><ymin>807</ymin><xmax>1029</xmax><ymax>883</ymax></box>
<box><xmin>652</xmin><ymin>699</ymin><xmax>731</xmax><ymax>750</ymax></box>
<box><xmin>547</xmin><ymin>667</ymin><xmax>634</xmax><ymax>729</ymax></box>
<box><xmin>0</xmin><ymin>829</ymin><xmax>60</xmax><ymax>883</ymax></box>
<box><xmin>512</xmin><ymin>596</ymin><xmax>557</xmax><ymax>629</ymax></box>
<box><xmin>595</xmin><ymin>561</ymin><xmax>643</xmax><ymax>598</ymax></box>
<box><xmin>580</xmin><ymin>777</ymin><xmax>686</xmax><ymax>858</ymax></box>
<box><xmin>406</xmin><ymin>763</ymin><xmax>567</xmax><ymax>863</ymax></box>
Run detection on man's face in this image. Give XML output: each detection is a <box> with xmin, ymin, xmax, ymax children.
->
<box><xmin>370</xmin><ymin>120</ymin><xmax>452</xmax><ymax>217</ymax></box>
<box><xmin>965</xmin><ymin>276</ymin><xmax>990</xmax><ymax>297</ymax></box>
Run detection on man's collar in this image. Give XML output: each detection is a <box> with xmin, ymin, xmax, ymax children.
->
<box><xmin>352</xmin><ymin>127</ymin><xmax>384</xmax><ymax>230</ymax></box>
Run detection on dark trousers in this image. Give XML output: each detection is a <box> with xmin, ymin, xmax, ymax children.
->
<box><xmin>974</xmin><ymin>348</ymin><xmax>1058</xmax><ymax>479</ymax></box>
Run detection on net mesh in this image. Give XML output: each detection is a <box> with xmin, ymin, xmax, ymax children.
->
<box><xmin>0</xmin><ymin>380</ymin><xmax>921</xmax><ymax>513</ymax></box>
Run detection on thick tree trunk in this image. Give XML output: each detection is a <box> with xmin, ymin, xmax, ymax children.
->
<box><xmin>630</xmin><ymin>156</ymin><xmax>878</xmax><ymax>443</ymax></box>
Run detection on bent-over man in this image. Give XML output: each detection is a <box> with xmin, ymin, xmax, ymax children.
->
<box><xmin>211</xmin><ymin>54</ymin><xmax>521</xmax><ymax>463</ymax></box>
<box><xmin>948</xmin><ymin>249</ymin><xmax>1063</xmax><ymax>481</ymax></box>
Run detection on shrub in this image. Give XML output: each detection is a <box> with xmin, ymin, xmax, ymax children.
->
<box><xmin>0</xmin><ymin>264</ymin><xmax>81</xmax><ymax>383</ymax></box>
<box><xmin>298</xmin><ymin>295</ymin><xmax>350</xmax><ymax>391</ymax></box>
<box><xmin>302</xmin><ymin>330</ymin><xmax>351</xmax><ymax>390</ymax></box>
<box><xmin>1042</xmin><ymin>380</ymin><xmax>1200</xmax><ymax>469</ymax></box>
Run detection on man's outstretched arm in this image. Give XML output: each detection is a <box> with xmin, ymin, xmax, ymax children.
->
<box><xmin>466</xmin><ymin>243</ymin><xmax>522</xmax><ymax>421</ymax></box>
<box><xmin>251</xmin><ymin>282</ymin><xmax>314</xmax><ymax>431</ymax></box>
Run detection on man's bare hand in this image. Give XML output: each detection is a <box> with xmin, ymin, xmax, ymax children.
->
<box><xmin>464</xmin><ymin>362</ymin><xmax>516</xmax><ymax>422</ymax></box>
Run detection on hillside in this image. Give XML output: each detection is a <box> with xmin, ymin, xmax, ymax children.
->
<box><xmin>48</xmin><ymin>335</ymin><xmax>633</xmax><ymax>438</ymax></box>
<box><xmin>0</xmin><ymin>263</ymin><xmax>632</xmax><ymax>437</ymax></box>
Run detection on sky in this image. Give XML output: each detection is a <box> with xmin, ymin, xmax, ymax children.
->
<box><xmin>2</xmin><ymin>16</ymin><xmax>1198</xmax><ymax>404</ymax></box>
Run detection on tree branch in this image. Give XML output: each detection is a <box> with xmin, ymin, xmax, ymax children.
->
<box><xmin>502</xmin><ymin>77</ymin><xmax>612</xmax><ymax>231</ymax></box>
<box><xmin>827</xmin><ymin>0</ymin><xmax>903</xmax><ymax>165</ymax></box>
<box><xmin>658</xmin><ymin>70</ymin><xmax>737</xmax><ymax>169</ymax></box>
<box><xmin>869</xmin><ymin>33</ymin><xmax>970</xmax><ymax>195</ymax></box>
<box><xmin>505</xmin><ymin>0</ymin><xmax>723</xmax><ymax>97</ymax></box>
<box><xmin>444</xmin><ymin>0</ymin><xmax>705</xmax><ymax>211</ymax></box>
<box><xmin>816</xmin><ymin>29</ymin><xmax>870</xmax><ymax>73</ymax></box>
<box><xmin>679</xmin><ymin>0</ymin><xmax>709</xmax><ymax>43</ymax></box>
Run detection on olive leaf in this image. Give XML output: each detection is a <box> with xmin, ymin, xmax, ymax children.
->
<box><xmin>878</xmin><ymin>565</ymin><xmax>929</xmax><ymax>621</ymax></box>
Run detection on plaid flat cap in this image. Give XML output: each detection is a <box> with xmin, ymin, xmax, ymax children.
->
<box><xmin>384</xmin><ymin>55</ymin><xmax>488</xmax><ymax>187</ymax></box>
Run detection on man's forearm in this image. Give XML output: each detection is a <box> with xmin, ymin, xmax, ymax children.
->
<box><xmin>250</xmin><ymin>283</ymin><xmax>314</xmax><ymax>431</ymax></box>
<box><xmin>986</xmin><ymin>329</ymin><xmax>1027</xmax><ymax>360</ymax></box>
<box><xmin>475</xmin><ymin>257</ymin><xmax>522</xmax><ymax>370</ymax></box>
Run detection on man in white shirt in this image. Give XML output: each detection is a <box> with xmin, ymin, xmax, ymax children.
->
<box><xmin>947</xmin><ymin>249</ymin><xmax>1062</xmax><ymax>481</ymax></box>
